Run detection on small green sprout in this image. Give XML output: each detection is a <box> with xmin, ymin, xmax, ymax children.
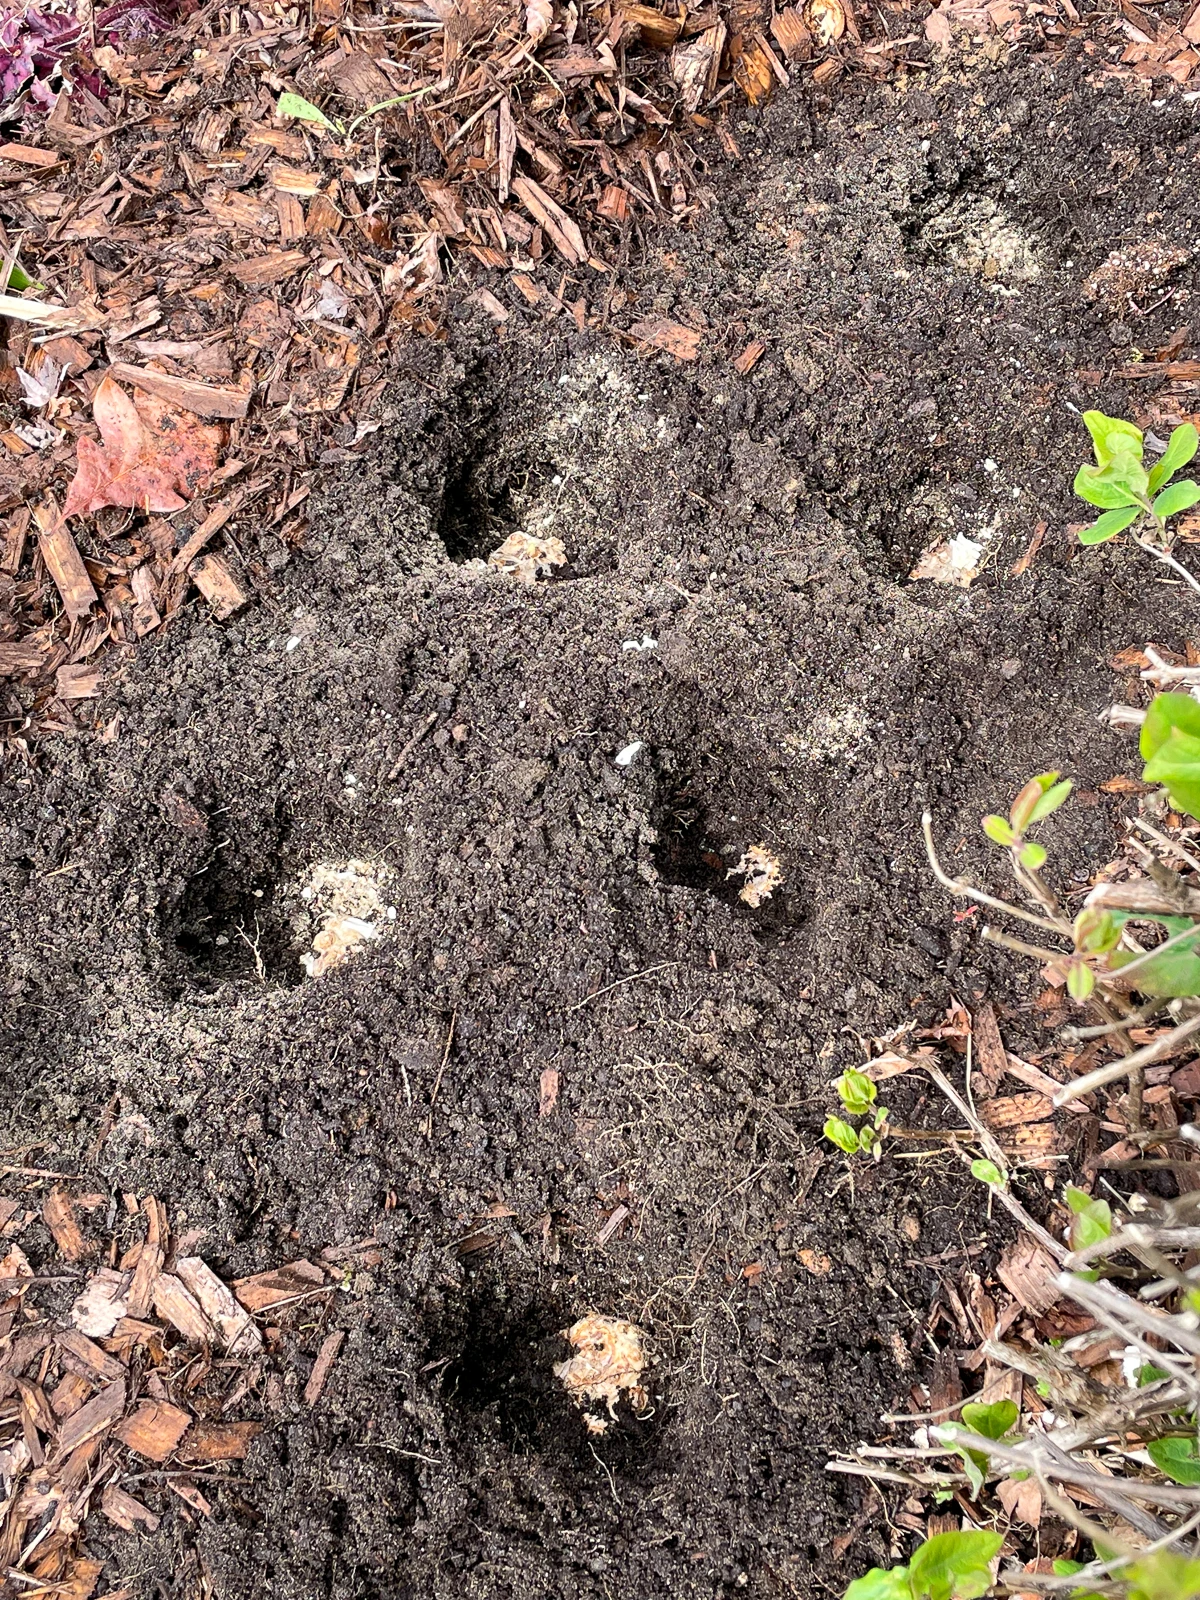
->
<box><xmin>1064</xmin><ymin>1185</ymin><xmax>1112</xmax><ymax>1251</ymax></box>
<box><xmin>824</xmin><ymin>1070</ymin><xmax>890</xmax><ymax>1158</ymax></box>
<box><xmin>1074</xmin><ymin>410</ymin><xmax>1199</xmax><ymax>549</ymax></box>
<box><xmin>970</xmin><ymin>1158</ymin><xmax>1004</xmax><ymax>1187</ymax></box>
<box><xmin>844</xmin><ymin>1531</ymin><xmax>1003</xmax><ymax>1600</ymax></box>
<box><xmin>981</xmin><ymin>770</ymin><xmax>1071</xmax><ymax>876</ymax></box>
<box><xmin>948</xmin><ymin>1398</ymin><xmax>1020</xmax><ymax>1495</ymax></box>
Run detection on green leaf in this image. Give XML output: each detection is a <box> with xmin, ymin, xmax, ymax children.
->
<box><xmin>971</xmin><ymin>1158</ymin><xmax>1004</xmax><ymax>1186</ymax></box>
<box><xmin>844</xmin><ymin>1568</ymin><xmax>912</xmax><ymax>1600</ymax></box>
<box><xmin>1148</xmin><ymin>1436</ymin><xmax>1200</xmax><ymax>1484</ymax></box>
<box><xmin>1108</xmin><ymin>921</ymin><xmax>1200</xmax><ymax>998</ymax></box>
<box><xmin>835</xmin><ymin>1068</ymin><xmax>877</xmax><ymax>1116</ymax></box>
<box><xmin>0</xmin><ymin>259</ymin><xmax>39</xmax><ymax>292</ymax></box>
<box><xmin>1149</xmin><ymin>423</ymin><xmax>1199</xmax><ymax>494</ymax></box>
<box><xmin>1028</xmin><ymin>778</ymin><xmax>1073</xmax><ymax>823</ymax></box>
<box><xmin>1083</xmin><ymin>409</ymin><xmax>1144</xmax><ymax>468</ymax></box>
<box><xmin>1078</xmin><ymin>505</ymin><xmax>1141</xmax><ymax>545</ymax></box>
<box><xmin>960</xmin><ymin>1399</ymin><xmax>1018</xmax><ymax>1439</ymax></box>
<box><xmin>824</xmin><ymin>1116</ymin><xmax>860</xmax><ymax>1155</ymax></box>
<box><xmin>1142</xmin><ymin>692</ymin><xmax>1200</xmax><ymax>760</ymax></box>
<box><xmin>277</xmin><ymin>91</ymin><xmax>342</xmax><ymax>132</ymax></box>
<box><xmin>908</xmin><ymin>1531</ymin><xmax>1004</xmax><ymax>1600</ymax></box>
<box><xmin>1067</xmin><ymin>961</ymin><xmax>1095</xmax><ymax>1002</ymax></box>
<box><xmin>1068</xmin><ymin>1197</ymin><xmax>1112</xmax><ymax>1251</ymax></box>
<box><xmin>1139</xmin><ymin>1362</ymin><xmax>1171</xmax><ymax>1386</ymax></box>
<box><xmin>1019</xmin><ymin>840</ymin><xmax>1047</xmax><ymax>870</ymax></box>
<box><xmin>1074</xmin><ymin>908</ymin><xmax>1118</xmax><ymax>955</ymax></box>
<box><xmin>1010</xmin><ymin>772</ymin><xmax>1062</xmax><ymax>831</ymax></box>
<box><xmin>1153</xmin><ymin>479</ymin><xmax>1200</xmax><ymax>521</ymax></box>
<box><xmin>1074</xmin><ymin>462</ymin><xmax>1139</xmax><ymax>510</ymax></box>
<box><xmin>981</xmin><ymin>814</ymin><xmax>1016</xmax><ymax>847</ymax></box>
<box><xmin>1142</xmin><ymin>720</ymin><xmax>1200</xmax><ymax>822</ymax></box>
<box><xmin>1127</xmin><ymin>1551</ymin><xmax>1200</xmax><ymax>1600</ymax></box>
<box><xmin>1052</xmin><ymin>1560</ymin><xmax>1107</xmax><ymax>1600</ymax></box>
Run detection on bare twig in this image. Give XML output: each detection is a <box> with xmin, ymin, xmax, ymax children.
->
<box><xmin>1135</xmin><ymin>536</ymin><xmax>1200</xmax><ymax>597</ymax></box>
<box><xmin>1053</xmin><ymin>1010</ymin><xmax>1200</xmax><ymax>1106</ymax></box>
<box><xmin>921</xmin><ymin>812</ymin><xmax>1067</xmax><ymax>935</ymax></box>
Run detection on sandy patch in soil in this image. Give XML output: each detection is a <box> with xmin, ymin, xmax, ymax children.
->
<box><xmin>3</xmin><ymin>55</ymin><xmax>1200</xmax><ymax>1600</ymax></box>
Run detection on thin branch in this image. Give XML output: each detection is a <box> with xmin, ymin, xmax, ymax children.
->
<box><xmin>1053</xmin><ymin>1010</ymin><xmax>1200</xmax><ymax>1106</ymax></box>
<box><xmin>1135</xmin><ymin>535</ymin><xmax>1200</xmax><ymax>597</ymax></box>
<box><xmin>921</xmin><ymin>812</ymin><xmax>1068</xmax><ymax>935</ymax></box>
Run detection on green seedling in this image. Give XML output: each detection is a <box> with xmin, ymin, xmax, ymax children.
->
<box><xmin>1142</xmin><ymin>692</ymin><xmax>1200</xmax><ymax>821</ymax></box>
<box><xmin>970</xmin><ymin>1158</ymin><xmax>1004</xmax><ymax>1187</ymax></box>
<box><xmin>824</xmin><ymin>1069</ymin><xmax>890</xmax><ymax>1158</ymax></box>
<box><xmin>844</xmin><ymin>1531</ymin><xmax>1003</xmax><ymax>1600</ymax></box>
<box><xmin>277</xmin><ymin>84</ymin><xmax>438</xmax><ymax>141</ymax></box>
<box><xmin>976</xmin><ymin>770</ymin><xmax>1200</xmax><ymax>1001</ymax></box>
<box><xmin>1074</xmin><ymin>410</ymin><xmax>1199</xmax><ymax>549</ymax></box>
<box><xmin>981</xmin><ymin>769</ymin><xmax>1072</xmax><ymax>874</ymax></box>
<box><xmin>1125</xmin><ymin>1552</ymin><xmax>1200</xmax><ymax>1600</ymax></box>
<box><xmin>1064</xmin><ymin>1184</ymin><xmax>1112</xmax><ymax>1281</ymax></box>
<box><xmin>948</xmin><ymin>1399</ymin><xmax>1020</xmax><ymax>1495</ymax></box>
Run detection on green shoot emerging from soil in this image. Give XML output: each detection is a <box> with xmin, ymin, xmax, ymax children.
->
<box><xmin>824</xmin><ymin>1067</ymin><xmax>890</xmax><ymax>1157</ymax></box>
<box><xmin>1074</xmin><ymin>411</ymin><xmax>1199</xmax><ymax>582</ymax></box>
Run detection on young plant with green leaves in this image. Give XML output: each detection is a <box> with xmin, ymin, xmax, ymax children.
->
<box><xmin>824</xmin><ymin>1067</ymin><xmax>890</xmax><ymax>1158</ymax></box>
<box><xmin>1074</xmin><ymin>411</ymin><xmax>1199</xmax><ymax>553</ymax></box>
<box><xmin>844</xmin><ymin>1531</ymin><xmax>1003</xmax><ymax>1600</ymax></box>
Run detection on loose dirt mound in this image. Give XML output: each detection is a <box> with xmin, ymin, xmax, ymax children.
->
<box><xmin>3</xmin><ymin>59</ymin><xmax>1199</xmax><ymax>1600</ymax></box>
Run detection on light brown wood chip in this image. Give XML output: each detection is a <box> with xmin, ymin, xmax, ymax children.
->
<box><xmin>114</xmin><ymin>1399</ymin><xmax>192</xmax><ymax>1462</ymax></box>
<box><xmin>178</xmin><ymin>1419</ymin><xmax>262</xmax><ymax>1461</ymax></box>
<box><xmin>57</xmin><ymin>1378</ymin><xmax>125</xmax><ymax>1454</ymax></box>
<box><xmin>152</xmin><ymin>1273</ymin><xmax>219</xmax><ymax>1346</ymax></box>
<box><xmin>44</xmin><ymin>1188</ymin><xmax>90</xmax><ymax>1260</ymax></box>
<box><xmin>304</xmin><ymin>1330</ymin><xmax>345</xmax><ymax>1407</ymax></box>
<box><xmin>101</xmin><ymin>1483</ymin><xmax>161</xmax><ymax>1532</ymax></box>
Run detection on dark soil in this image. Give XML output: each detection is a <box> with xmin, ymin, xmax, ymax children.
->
<box><xmin>4</xmin><ymin>48</ymin><xmax>1200</xmax><ymax>1600</ymax></box>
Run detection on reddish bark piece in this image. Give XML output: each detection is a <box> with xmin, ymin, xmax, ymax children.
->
<box><xmin>101</xmin><ymin>1484</ymin><xmax>161</xmax><ymax>1532</ymax></box>
<box><xmin>114</xmin><ymin>1399</ymin><xmax>191</xmax><ymax>1461</ymax></box>
<box><xmin>233</xmin><ymin>1259</ymin><xmax>326</xmax><ymax>1313</ymax></box>
<box><xmin>970</xmin><ymin>1002</ymin><xmax>1010</xmax><ymax>1099</ymax></box>
<box><xmin>304</xmin><ymin>1330</ymin><xmax>344</xmax><ymax>1406</ymax></box>
<box><xmin>106</xmin><ymin>360</ymin><xmax>252</xmax><ymax>421</ymax></box>
<box><xmin>125</xmin><ymin>1196</ymin><xmax>167</xmax><ymax>1320</ymax></box>
<box><xmin>43</xmin><ymin>1189</ymin><xmax>89</xmax><ymax>1260</ymax></box>
<box><xmin>629</xmin><ymin>317</ymin><xmax>701</xmax><ymax>361</ymax></box>
<box><xmin>33</xmin><ymin>499</ymin><xmax>97</xmax><ymax>622</ymax></box>
<box><xmin>538</xmin><ymin>1066</ymin><xmax>560</xmax><ymax>1116</ymax></box>
<box><xmin>56</xmin><ymin>1328</ymin><xmax>125</xmax><ymax>1384</ymax></box>
<box><xmin>56</xmin><ymin>1378</ymin><xmax>125</xmax><ymax>1454</ymax></box>
<box><xmin>62</xmin><ymin>373</ymin><xmax>223</xmax><ymax>520</ymax></box>
<box><xmin>733</xmin><ymin>339</ymin><xmax>766</xmax><ymax>374</ymax></box>
<box><xmin>178</xmin><ymin>1419</ymin><xmax>262</xmax><ymax>1461</ymax></box>
<box><xmin>190</xmin><ymin>553</ymin><xmax>247</xmax><ymax>619</ymax></box>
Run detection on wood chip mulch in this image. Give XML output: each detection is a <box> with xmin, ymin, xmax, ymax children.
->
<box><xmin>0</xmin><ymin>0</ymin><xmax>1197</xmax><ymax>750</ymax></box>
<box><xmin>1</xmin><ymin>1182</ymin><xmax>372</xmax><ymax>1597</ymax></box>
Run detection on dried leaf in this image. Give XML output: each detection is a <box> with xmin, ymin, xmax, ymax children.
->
<box><xmin>63</xmin><ymin>374</ymin><xmax>223</xmax><ymax>519</ymax></box>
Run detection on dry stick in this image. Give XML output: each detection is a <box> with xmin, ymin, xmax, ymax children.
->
<box><xmin>1053</xmin><ymin>1010</ymin><xmax>1200</xmax><ymax>1106</ymax></box>
<box><xmin>921</xmin><ymin>813</ymin><xmax>1068</xmax><ymax>935</ymax></box>
<box><xmin>1132</xmin><ymin>814</ymin><xmax>1200</xmax><ymax>878</ymax></box>
<box><xmin>1135</xmin><ymin>535</ymin><xmax>1200</xmax><ymax>597</ymax></box>
<box><xmin>923</xmin><ymin>1062</ymin><xmax>1068</xmax><ymax>1262</ymax></box>
<box><xmin>933</xmin><ymin>1427</ymin><xmax>1200</xmax><ymax>1513</ymax></box>
<box><xmin>421</xmin><ymin>1010</ymin><xmax>457</xmax><ymax>1137</ymax></box>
